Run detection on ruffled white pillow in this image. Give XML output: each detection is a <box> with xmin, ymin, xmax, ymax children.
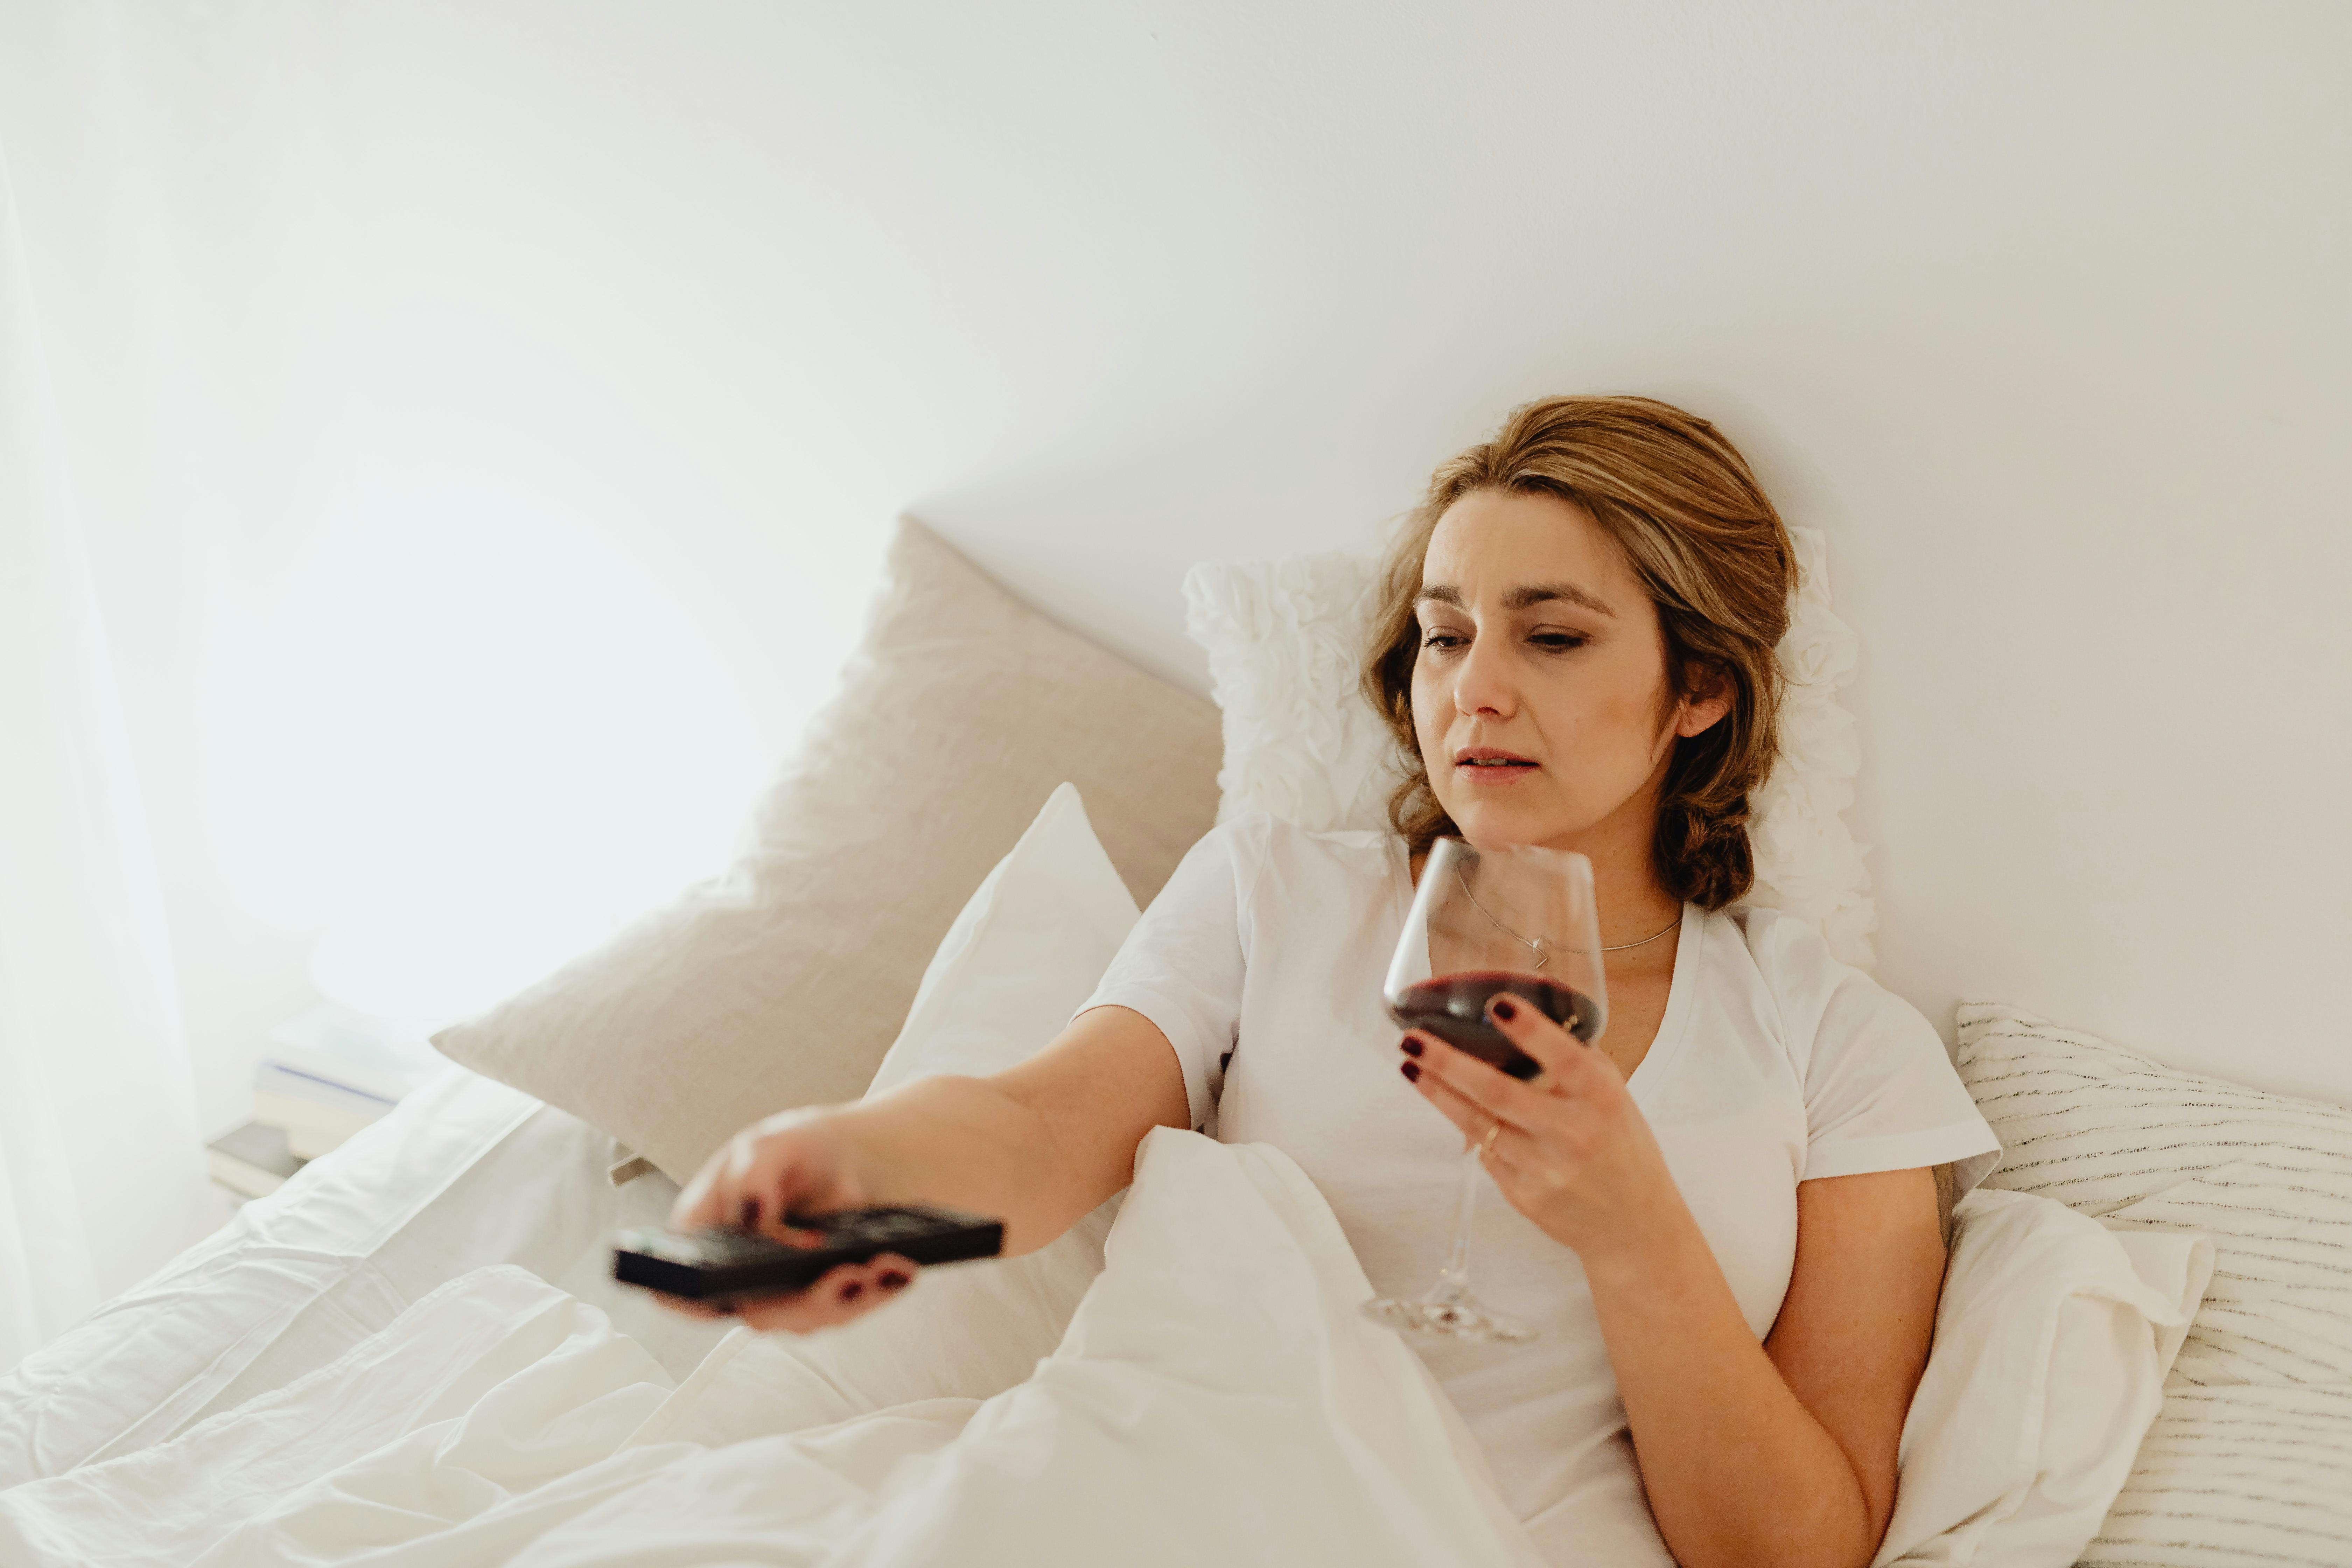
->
<box><xmin>1182</xmin><ymin>525</ymin><xmax>1877</xmax><ymax>966</ymax></box>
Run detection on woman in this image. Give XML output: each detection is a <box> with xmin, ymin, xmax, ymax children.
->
<box><xmin>658</xmin><ymin>396</ymin><xmax>2001</xmax><ymax>1568</ymax></box>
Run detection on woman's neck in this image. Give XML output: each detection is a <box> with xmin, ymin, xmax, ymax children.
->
<box><xmin>1573</xmin><ymin>852</ymin><xmax>1684</xmax><ymax>952</ymax></box>
<box><xmin>1535</xmin><ymin>781</ymin><xmax>1685</xmax><ymax>951</ymax></box>
<box><xmin>1406</xmin><ymin>827</ymin><xmax>1684</xmax><ymax>952</ymax></box>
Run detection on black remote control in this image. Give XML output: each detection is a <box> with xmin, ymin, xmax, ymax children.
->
<box><xmin>612</xmin><ymin>1204</ymin><xmax>1004</xmax><ymax>1304</ymax></box>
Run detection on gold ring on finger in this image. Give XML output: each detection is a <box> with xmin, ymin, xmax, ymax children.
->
<box><xmin>1479</xmin><ymin>1119</ymin><xmax>1503</xmax><ymax>1156</ymax></box>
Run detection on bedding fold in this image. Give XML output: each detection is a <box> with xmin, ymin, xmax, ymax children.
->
<box><xmin>0</xmin><ymin>1129</ymin><xmax>1544</xmax><ymax>1568</ymax></box>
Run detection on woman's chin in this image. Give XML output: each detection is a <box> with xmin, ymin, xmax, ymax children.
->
<box><xmin>1442</xmin><ymin>795</ymin><xmax>1579</xmax><ymax>848</ymax></box>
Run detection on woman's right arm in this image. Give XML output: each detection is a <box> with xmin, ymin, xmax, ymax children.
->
<box><xmin>654</xmin><ymin>1003</ymin><xmax>1190</xmax><ymax>1333</ymax></box>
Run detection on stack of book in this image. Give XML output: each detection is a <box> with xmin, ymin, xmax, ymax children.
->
<box><xmin>205</xmin><ymin>1121</ymin><xmax>307</xmax><ymax>1200</ymax></box>
<box><xmin>204</xmin><ymin>1003</ymin><xmax>444</xmax><ymax>1202</ymax></box>
<box><xmin>251</xmin><ymin>1047</ymin><xmax>414</xmax><ymax>1159</ymax></box>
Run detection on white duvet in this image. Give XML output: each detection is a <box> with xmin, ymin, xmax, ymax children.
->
<box><xmin>0</xmin><ymin>1129</ymin><xmax>1544</xmax><ymax>1568</ymax></box>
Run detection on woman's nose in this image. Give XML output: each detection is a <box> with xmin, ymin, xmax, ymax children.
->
<box><xmin>1452</xmin><ymin>632</ymin><xmax>1517</xmax><ymax>719</ymax></box>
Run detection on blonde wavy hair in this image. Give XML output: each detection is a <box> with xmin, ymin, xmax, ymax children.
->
<box><xmin>1360</xmin><ymin>395</ymin><xmax>1796</xmax><ymax>909</ymax></box>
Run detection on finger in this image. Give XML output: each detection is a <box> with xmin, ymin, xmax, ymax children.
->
<box><xmin>732</xmin><ymin>1295</ymin><xmax>836</xmax><ymax>1335</ymax></box>
<box><xmin>1404</xmin><ymin>1061</ymin><xmax>1546</xmax><ymax>1184</ymax></box>
<box><xmin>1480</xmin><ymin>992</ymin><xmax>1598</xmax><ymax>1090</ymax></box>
<box><xmin>1423</xmin><ymin>1076</ymin><xmax>1538</xmax><ymax>1176</ymax></box>
<box><xmin>1408</xmin><ymin>1060</ymin><xmax>1498</xmax><ymax>1145</ymax></box>
<box><xmin>671</xmin><ymin>1131</ymin><xmax>760</xmax><ymax>1230</ymax></box>
<box><xmin>1478</xmin><ymin>1128</ymin><xmax>1528</xmax><ymax>1171</ymax></box>
<box><xmin>867</xmin><ymin>1252</ymin><xmax>919</xmax><ymax>1294</ymax></box>
<box><xmin>1403</xmin><ymin>1029</ymin><xmax>1552</xmax><ymax>1130</ymax></box>
<box><xmin>722</xmin><ymin>1135</ymin><xmax>787</xmax><ymax>1233</ymax></box>
<box><xmin>681</xmin><ymin>1131</ymin><xmax>807</xmax><ymax>1237</ymax></box>
<box><xmin>668</xmin><ymin>1157</ymin><xmax>721</xmax><ymax>1230</ymax></box>
<box><xmin>734</xmin><ymin>1261</ymin><xmax>897</xmax><ymax>1334</ymax></box>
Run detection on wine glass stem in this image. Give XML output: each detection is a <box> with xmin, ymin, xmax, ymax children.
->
<box><xmin>1425</xmin><ymin>1142</ymin><xmax>1484</xmax><ymax>1307</ymax></box>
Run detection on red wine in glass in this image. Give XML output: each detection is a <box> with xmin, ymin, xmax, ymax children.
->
<box><xmin>1367</xmin><ymin>838</ymin><xmax>1605</xmax><ymax>1345</ymax></box>
<box><xmin>1391</xmin><ymin>971</ymin><xmax>1599</xmax><ymax>1079</ymax></box>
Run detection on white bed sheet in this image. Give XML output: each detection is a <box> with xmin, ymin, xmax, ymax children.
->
<box><xmin>0</xmin><ymin>1129</ymin><xmax>1546</xmax><ymax>1568</ymax></box>
<box><xmin>0</xmin><ymin>1035</ymin><xmax>2217</xmax><ymax>1566</ymax></box>
<box><xmin>0</xmin><ymin>1064</ymin><xmax>736</xmax><ymax>1490</ymax></box>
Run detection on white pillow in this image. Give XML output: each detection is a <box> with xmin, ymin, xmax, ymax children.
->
<box><xmin>624</xmin><ymin>783</ymin><xmax>1139</xmax><ymax>1449</ymax></box>
<box><xmin>867</xmin><ymin>782</ymin><xmax>1139</xmax><ymax>1096</ymax></box>
<box><xmin>1875</xmin><ymin>1186</ymin><xmax>2210</xmax><ymax>1568</ymax></box>
<box><xmin>433</xmin><ymin>518</ymin><xmax>1221</xmax><ymax>1187</ymax></box>
<box><xmin>1182</xmin><ymin>525</ymin><xmax>1878</xmax><ymax>967</ymax></box>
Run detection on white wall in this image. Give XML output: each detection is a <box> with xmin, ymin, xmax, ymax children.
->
<box><xmin>4</xmin><ymin>1</ymin><xmax>2346</xmax><ymax>1133</ymax></box>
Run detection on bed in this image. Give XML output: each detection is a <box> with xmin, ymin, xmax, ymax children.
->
<box><xmin>2</xmin><ymin>523</ymin><xmax>2345</xmax><ymax>1567</ymax></box>
<box><xmin>0</xmin><ymin>1062</ymin><xmax>745</xmax><ymax>1468</ymax></box>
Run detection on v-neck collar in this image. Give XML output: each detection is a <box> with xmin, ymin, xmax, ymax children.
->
<box><xmin>1624</xmin><ymin>899</ymin><xmax>1701</xmax><ymax>1103</ymax></box>
<box><xmin>1385</xmin><ymin>835</ymin><xmax>1698</xmax><ymax>1101</ymax></box>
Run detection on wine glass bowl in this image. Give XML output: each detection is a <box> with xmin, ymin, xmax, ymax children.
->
<box><xmin>1362</xmin><ymin>837</ymin><xmax>1607</xmax><ymax>1344</ymax></box>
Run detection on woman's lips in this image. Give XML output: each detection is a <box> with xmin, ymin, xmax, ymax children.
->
<box><xmin>1454</xmin><ymin>757</ymin><xmax>1538</xmax><ymax>785</ymax></box>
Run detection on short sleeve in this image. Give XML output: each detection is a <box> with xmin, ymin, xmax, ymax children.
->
<box><xmin>1072</xmin><ymin>819</ymin><xmax>1257</xmax><ymax>1133</ymax></box>
<box><xmin>1746</xmin><ymin>910</ymin><xmax>2002</xmax><ymax>1197</ymax></box>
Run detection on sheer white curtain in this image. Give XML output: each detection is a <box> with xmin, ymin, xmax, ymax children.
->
<box><xmin>0</xmin><ymin>1</ymin><xmax>916</xmax><ymax>1374</ymax></box>
<box><xmin>0</xmin><ymin>146</ymin><xmax>213</xmax><ymax>1374</ymax></box>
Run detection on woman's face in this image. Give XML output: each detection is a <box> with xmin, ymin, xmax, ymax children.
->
<box><xmin>1410</xmin><ymin>487</ymin><xmax>1727</xmax><ymax>854</ymax></box>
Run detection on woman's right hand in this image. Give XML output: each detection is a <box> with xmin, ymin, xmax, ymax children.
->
<box><xmin>651</xmin><ymin>1106</ymin><xmax>919</xmax><ymax>1334</ymax></box>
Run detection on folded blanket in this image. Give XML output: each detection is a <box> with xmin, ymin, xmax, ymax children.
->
<box><xmin>0</xmin><ymin>1129</ymin><xmax>1544</xmax><ymax>1568</ymax></box>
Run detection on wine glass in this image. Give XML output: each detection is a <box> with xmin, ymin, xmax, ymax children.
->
<box><xmin>1361</xmin><ymin>836</ymin><xmax>1607</xmax><ymax>1344</ymax></box>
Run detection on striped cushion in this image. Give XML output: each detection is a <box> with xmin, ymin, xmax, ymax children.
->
<box><xmin>1956</xmin><ymin>1003</ymin><xmax>2352</xmax><ymax>1566</ymax></box>
<box><xmin>1958</xmin><ymin>1003</ymin><xmax>2352</xmax><ymax>1219</ymax></box>
<box><xmin>2078</xmin><ymin>1385</ymin><xmax>2352</xmax><ymax>1567</ymax></box>
<box><xmin>2101</xmin><ymin>1164</ymin><xmax>2352</xmax><ymax>1388</ymax></box>
<box><xmin>1956</xmin><ymin>1003</ymin><xmax>2352</xmax><ymax>1387</ymax></box>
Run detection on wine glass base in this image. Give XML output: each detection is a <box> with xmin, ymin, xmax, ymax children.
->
<box><xmin>1359</xmin><ymin>1294</ymin><xmax>1538</xmax><ymax>1344</ymax></box>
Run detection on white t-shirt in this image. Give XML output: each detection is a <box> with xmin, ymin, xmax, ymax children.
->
<box><xmin>1076</xmin><ymin>815</ymin><xmax>2001</xmax><ymax>1566</ymax></box>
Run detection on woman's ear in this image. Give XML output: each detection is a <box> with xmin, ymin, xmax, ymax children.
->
<box><xmin>1675</xmin><ymin>666</ymin><xmax>1733</xmax><ymax>738</ymax></box>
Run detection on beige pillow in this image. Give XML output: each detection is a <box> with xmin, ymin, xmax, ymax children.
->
<box><xmin>430</xmin><ymin>518</ymin><xmax>1221</xmax><ymax>1185</ymax></box>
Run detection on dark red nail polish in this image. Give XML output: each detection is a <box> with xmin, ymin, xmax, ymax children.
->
<box><xmin>1400</xmin><ymin>1036</ymin><xmax>1423</xmax><ymax>1057</ymax></box>
<box><xmin>1401</xmin><ymin>1060</ymin><xmax>1421</xmax><ymax>1083</ymax></box>
<box><xmin>879</xmin><ymin>1271</ymin><xmax>909</xmax><ymax>1289</ymax></box>
<box><xmin>1490</xmin><ymin>996</ymin><xmax>1518</xmax><ymax>1022</ymax></box>
<box><xmin>842</xmin><ymin>1281</ymin><xmax>864</xmax><ymax>1301</ymax></box>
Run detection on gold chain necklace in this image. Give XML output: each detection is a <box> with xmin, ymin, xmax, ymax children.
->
<box><xmin>1453</xmin><ymin>859</ymin><xmax>1680</xmax><ymax>967</ymax></box>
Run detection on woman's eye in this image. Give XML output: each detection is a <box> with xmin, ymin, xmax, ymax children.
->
<box><xmin>1420</xmin><ymin>631</ymin><xmax>1465</xmax><ymax>650</ymax></box>
<box><xmin>1530</xmin><ymin>633</ymin><xmax>1586</xmax><ymax>652</ymax></box>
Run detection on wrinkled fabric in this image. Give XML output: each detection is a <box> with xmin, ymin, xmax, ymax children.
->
<box><xmin>0</xmin><ymin>1130</ymin><xmax>1544</xmax><ymax>1568</ymax></box>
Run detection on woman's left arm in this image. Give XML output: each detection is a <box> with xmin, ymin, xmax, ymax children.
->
<box><xmin>1593</xmin><ymin>1166</ymin><xmax>1942</xmax><ymax>1568</ymax></box>
<box><xmin>1401</xmin><ymin>999</ymin><xmax>1947</xmax><ymax>1568</ymax></box>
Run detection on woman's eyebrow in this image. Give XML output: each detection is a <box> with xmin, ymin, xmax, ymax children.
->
<box><xmin>1416</xmin><ymin>582</ymin><xmax>1616</xmax><ymax>618</ymax></box>
<box><xmin>1505</xmin><ymin>582</ymin><xmax>1615</xmax><ymax>617</ymax></box>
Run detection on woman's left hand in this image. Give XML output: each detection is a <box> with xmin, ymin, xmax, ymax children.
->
<box><xmin>1399</xmin><ymin>993</ymin><xmax>1682</xmax><ymax>1275</ymax></box>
